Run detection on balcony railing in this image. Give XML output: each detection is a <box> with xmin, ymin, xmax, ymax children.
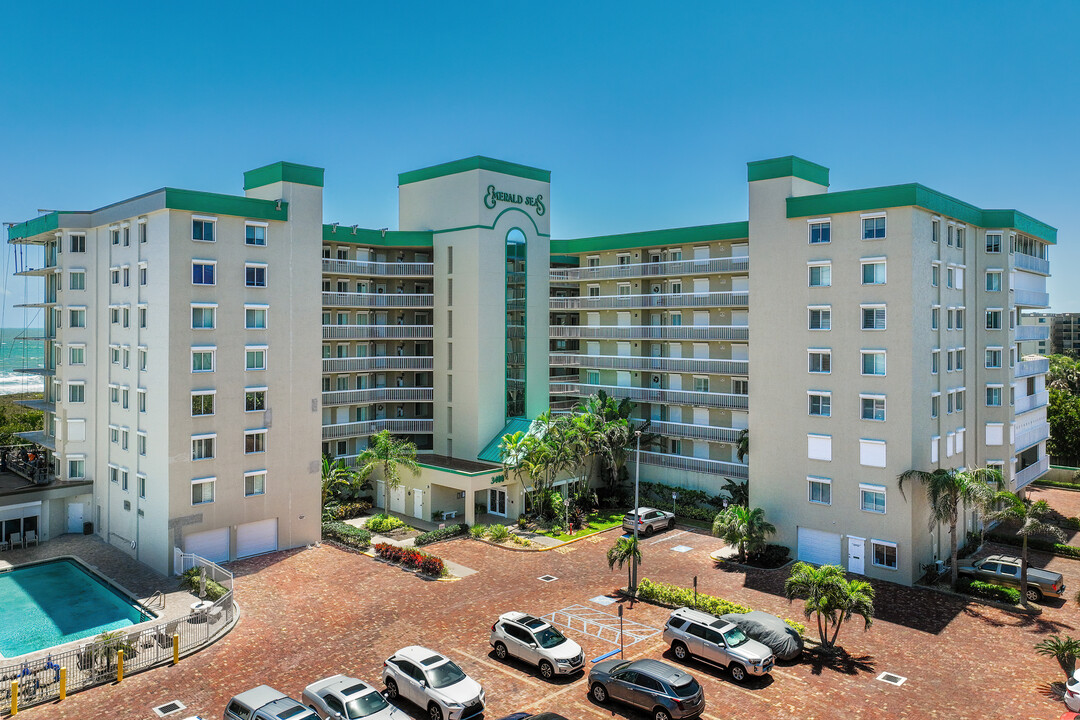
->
<box><xmin>632</xmin><ymin>450</ymin><xmax>748</xmax><ymax>479</ymax></box>
<box><xmin>323</xmin><ymin>325</ymin><xmax>433</xmax><ymax>340</ymax></box>
<box><xmin>1013</xmin><ymin>289</ymin><xmax>1050</xmax><ymax>308</ymax></box>
<box><xmin>1013</xmin><ymin>253</ymin><xmax>1050</xmax><ymax>276</ymax></box>
<box><xmin>550</xmin><ymin>256</ymin><xmax>749</xmax><ymax>281</ymax></box>
<box><xmin>322</xmin><ymin>387</ymin><xmax>433</xmax><ymax>406</ymax></box>
<box><xmin>1014</xmin><ymin>324</ymin><xmax>1051</xmax><ymax>341</ymax></box>
<box><xmin>1015</xmin><ymin>357</ymin><xmax>1049</xmax><ymax>378</ymax></box>
<box><xmin>649</xmin><ymin>421</ymin><xmax>743</xmax><ymax>443</ymax></box>
<box><xmin>549</xmin><ymin>325</ymin><xmax>748</xmax><ymax>341</ymax></box>
<box><xmin>322</xmin><ymin>258</ymin><xmax>433</xmax><ymax>276</ymax></box>
<box><xmin>549</xmin><ymin>382</ymin><xmax>748</xmax><ymax>410</ymax></box>
<box><xmin>550</xmin><ymin>354</ymin><xmax>748</xmax><ymax>376</ymax></box>
<box><xmin>1012</xmin><ymin>421</ymin><xmax>1050</xmax><ymax>451</ymax></box>
<box><xmin>322</xmin><ymin>292</ymin><xmax>433</xmax><ymax>309</ymax></box>
<box><xmin>550</xmin><ymin>291</ymin><xmax>748</xmax><ymax>310</ymax></box>
<box><xmin>1014</xmin><ymin>390</ymin><xmax>1049</xmax><ymax>415</ymax></box>
<box><xmin>1013</xmin><ymin>455</ymin><xmax>1050</xmax><ymax>489</ymax></box>
<box><xmin>15</xmin><ymin>430</ymin><xmax>55</xmax><ymax>450</ymax></box>
<box><xmin>322</xmin><ymin>418</ymin><xmax>434</xmax><ymax>440</ymax></box>
<box><xmin>323</xmin><ymin>356</ymin><xmax>433</xmax><ymax>373</ymax></box>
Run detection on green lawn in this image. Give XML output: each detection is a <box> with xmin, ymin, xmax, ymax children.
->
<box><xmin>541</xmin><ymin>509</ymin><xmax>626</xmax><ymax>542</ymax></box>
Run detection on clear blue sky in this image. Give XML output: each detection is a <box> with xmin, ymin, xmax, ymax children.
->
<box><xmin>2</xmin><ymin>1</ymin><xmax>1077</xmax><ymax>325</ymax></box>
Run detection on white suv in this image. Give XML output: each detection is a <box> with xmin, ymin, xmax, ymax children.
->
<box><xmin>381</xmin><ymin>646</ymin><xmax>485</xmax><ymax>720</ymax></box>
<box><xmin>489</xmin><ymin>612</ymin><xmax>585</xmax><ymax>679</ymax></box>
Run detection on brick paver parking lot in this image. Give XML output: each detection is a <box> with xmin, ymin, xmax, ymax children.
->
<box><xmin>17</xmin><ymin>527</ymin><xmax>1077</xmax><ymax>720</ymax></box>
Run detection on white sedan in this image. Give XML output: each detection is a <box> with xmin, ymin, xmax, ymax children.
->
<box><xmin>382</xmin><ymin>646</ymin><xmax>485</xmax><ymax>720</ymax></box>
<box><xmin>303</xmin><ymin>674</ymin><xmax>409</xmax><ymax>720</ymax></box>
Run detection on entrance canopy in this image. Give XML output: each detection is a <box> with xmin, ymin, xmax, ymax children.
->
<box><xmin>476</xmin><ymin>417</ymin><xmax>535</xmax><ymax>464</ymax></box>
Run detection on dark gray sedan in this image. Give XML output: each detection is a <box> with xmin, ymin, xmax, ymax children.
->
<box><xmin>588</xmin><ymin>658</ymin><xmax>704</xmax><ymax>720</ymax></box>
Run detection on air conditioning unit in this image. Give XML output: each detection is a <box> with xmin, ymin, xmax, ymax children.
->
<box><xmin>651</xmin><ymin>284</ymin><xmax>662</xmax><ymax>293</ymax></box>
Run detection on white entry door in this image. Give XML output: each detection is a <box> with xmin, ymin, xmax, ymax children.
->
<box><xmin>390</xmin><ymin>485</ymin><xmax>406</xmax><ymax>514</ymax></box>
<box><xmin>413</xmin><ymin>488</ymin><xmax>424</xmax><ymax>520</ymax></box>
<box><xmin>489</xmin><ymin>488</ymin><xmax>507</xmax><ymax>516</ymax></box>
<box><xmin>847</xmin><ymin>536</ymin><xmax>865</xmax><ymax>575</ymax></box>
<box><xmin>67</xmin><ymin>502</ymin><xmax>84</xmax><ymax>534</ymax></box>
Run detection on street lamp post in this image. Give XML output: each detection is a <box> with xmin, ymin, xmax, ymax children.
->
<box><xmin>632</xmin><ymin>430</ymin><xmax>642</xmax><ymax>597</ymax></box>
<box><xmin>672</xmin><ymin>491</ymin><xmax>678</xmax><ymax>517</ymax></box>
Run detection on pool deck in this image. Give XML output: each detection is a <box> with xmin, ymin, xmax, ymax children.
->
<box><xmin>0</xmin><ymin>534</ymin><xmax>203</xmax><ymax>665</ymax></box>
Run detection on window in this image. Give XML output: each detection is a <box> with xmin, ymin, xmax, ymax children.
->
<box><xmin>808</xmin><ymin>307</ymin><xmax>831</xmax><ymax>330</ymax></box>
<box><xmin>931</xmin><ymin>349</ymin><xmax>939</xmax><ymax>374</ymax></box>
<box><xmin>111</xmin><ymin>228</ymin><xmax>120</xmax><ymax>245</ymax></box>
<box><xmin>861</xmin><ymin>395</ymin><xmax>886</xmax><ymax>421</ymax></box>
<box><xmin>986</xmin><ymin>271</ymin><xmax>1002</xmax><ymax>292</ymax></box>
<box><xmin>138</xmin><ymin>389</ymin><xmax>147</xmax><ymax>413</ymax></box>
<box><xmin>191</xmin><ymin>478</ymin><xmax>215</xmax><ymax>505</ymax></box>
<box><xmin>956</xmin><ymin>226</ymin><xmax>965</xmax><ymax>249</ymax></box>
<box><xmin>139</xmin><ymin>222</ymin><xmax>147</xmax><ymax>244</ymax></box>
<box><xmin>808</xmin><ymin>263</ymin><xmax>831</xmax><ymax>287</ymax></box>
<box><xmin>861</xmin><ymin>260</ymin><xmax>886</xmax><ymax>285</ymax></box>
<box><xmin>931</xmin><ymin>264</ymin><xmax>939</xmax><ymax>287</ymax></box>
<box><xmin>985</xmin><ymin>310</ymin><xmax>1002</xmax><ymax>330</ymax></box>
<box><xmin>808</xmin><ymin>350</ymin><xmax>831</xmax><ymax>374</ymax></box>
<box><xmin>956</xmin><ymin>308</ymin><xmax>964</xmax><ymax>330</ymax></box>
<box><xmin>191</xmin><ymin>391</ymin><xmax>215</xmax><ymax>416</ymax></box>
<box><xmin>191</xmin><ymin>435</ymin><xmax>215</xmax><ymax>461</ymax></box>
<box><xmin>808</xmin><ymin>392</ymin><xmax>831</xmax><ymax>417</ymax></box>
<box><xmin>931</xmin><ymin>306</ymin><xmax>939</xmax><ymax>330</ymax></box>
<box><xmin>110</xmin><ymin>385</ymin><xmax>119</xmax><ymax>404</ymax></box>
<box><xmin>139</xmin><ymin>265</ymin><xmax>147</xmax><ymax>286</ymax></box>
<box><xmin>931</xmin><ymin>393</ymin><xmax>940</xmax><ymax>418</ymax></box>
<box><xmin>955</xmin><ymin>389</ymin><xmax>965</xmax><ymax>412</ymax></box>
<box><xmin>191</xmin><ymin>305</ymin><xmax>216</xmax><ymax>329</ymax></box>
<box><xmin>69</xmin><ymin>308</ymin><xmax>86</xmax><ymax>328</ymax></box>
<box><xmin>245</xmin><ymin>264</ymin><xmax>267</xmax><ymax>288</ymax></box>
<box><xmin>245</xmin><ymin>388</ymin><xmax>266</xmax><ymax>412</ymax></box>
<box><xmin>947</xmin><ymin>225</ymin><xmax>954</xmax><ymax>247</ymax></box>
<box><xmin>808</xmin><ymin>477</ymin><xmax>831</xmax><ymax>505</ymax></box>
<box><xmin>733</xmin><ymin>378</ymin><xmax>749</xmax><ymax>395</ymax></box>
<box><xmin>860</xmin><ymin>484</ymin><xmax>886</xmax><ymax>513</ymax></box>
<box><xmin>861</xmin><ymin>305</ymin><xmax>886</xmax><ymax>330</ymax></box>
<box><xmin>862</xmin><ymin>215</ymin><xmax>886</xmax><ymax>239</ymax></box>
<box><xmin>121</xmin><ymin>469</ymin><xmax>129</xmax><ymax>490</ymax></box>
<box><xmin>138</xmin><ymin>348</ymin><xmax>147</xmax><ymax>371</ymax></box>
<box><xmin>122</xmin><ymin>307</ymin><xmax>129</xmax><ymax>328</ymax></box>
<box><xmin>122</xmin><ymin>388</ymin><xmax>129</xmax><ymax>409</ymax></box>
<box><xmin>109</xmin><ymin>465</ymin><xmax>119</xmax><ymax>483</ymax></box>
<box><xmin>245</xmin><ymin>307</ymin><xmax>267</xmax><ymax>329</ymax></box>
<box><xmin>137</xmin><ymin>433</ymin><xmax>146</xmax><ymax>456</ymax></box>
<box><xmin>69</xmin><ymin>270</ymin><xmax>85</xmax><ymax>290</ymax></box>
<box><xmin>192</xmin><ymin>217</ymin><xmax>215</xmax><ymax>242</ymax></box>
<box><xmin>807</xmin><ymin>434</ymin><xmax>832</xmax><ymax>461</ymax></box>
<box><xmin>932</xmin><ymin>219</ymin><xmax>940</xmax><ymax>244</ymax></box>
<box><xmin>68</xmin><ymin>459</ymin><xmax>85</xmax><ymax>479</ymax></box>
<box><xmin>138</xmin><ymin>474</ymin><xmax>146</xmax><ymax>498</ymax></box>
<box><xmin>986</xmin><ymin>233</ymin><xmax>1002</xmax><ymax>253</ymax></box>
<box><xmin>946</xmin><ymin>267</ymin><xmax>954</xmax><ymax>289</ymax></box>
<box><xmin>871</xmin><ymin>540</ymin><xmax>897</xmax><ymax>570</ymax></box>
<box><xmin>70</xmin><ymin>234</ymin><xmax>85</xmax><ymax>253</ymax></box>
<box><xmin>245</xmin><ymin>429</ymin><xmax>267</xmax><ymax>454</ymax></box>
<box><xmin>68</xmin><ymin>383</ymin><xmax>85</xmax><ymax>403</ymax></box>
<box><xmin>808</xmin><ymin>221</ymin><xmax>831</xmax><ymax>244</ymax></box>
<box><xmin>693</xmin><ymin>376</ymin><xmax>709</xmax><ymax>392</ymax></box>
<box><xmin>861</xmin><ymin>351</ymin><xmax>886</xmax><ymax>376</ymax></box>
<box><xmin>110</xmin><ymin>425</ymin><xmax>119</xmax><ymax>443</ymax></box>
<box><xmin>956</xmin><ymin>348</ymin><xmax>964</xmax><ymax>370</ymax></box>
<box><xmin>245</xmin><ymin>223</ymin><xmax>267</xmax><ymax>246</ymax></box>
<box><xmin>245</xmin><ymin>347</ymin><xmax>266</xmax><ymax>371</ymax></box>
<box><xmin>986</xmin><ymin>385</ymin><xmax>1002</xmax><ymax>406</ymax></box>
<box><xmin>122</xmin><ymin>267</ymin><xmax>129</xmax><ymax>287</ymax></box>
<box><xmin>192</xmin><ymin>261</ymin><xmax>216</xmax><ymax>285</ymax></box>
<box><xmin>245</xmin><ymin>471</ymin><xmax>266</xmax><ymax>497</ymax></box>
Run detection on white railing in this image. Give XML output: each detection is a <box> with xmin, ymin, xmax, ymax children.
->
<box><xmin>322</xmin><ymin>419</ymin><xmax>434</xmax><ymax>439</ymax></box>
<box><xmin>1014</xmin><ymin>390</ymin><xmax>1049</xmax><ymax>415</ymax></box>
<box><xmin>549</xmin><ymin>382</ymin><xmax>748</xmax><ymax>410</ymax></box>
<box><xmin>322</xmin><ymin>258</ymin><xmax>433</xmax><ymax>276</ymax></box>
<box><xmin>323</xmin><ymin>325</ymin><xmax>433</xmax><ymax>340</ymax></box>
<box><xmin>549</xmin><ymin>325</ymin><xmax>749</xmax><ymax>341</ymax></box>
<box><xmin>632</xmin><ymin>450</ymin><xmax>748</xmax><ymax>478</ymax></box>
<box><xmin>323</xmin><ymin>356</ymin><xmax>432</xmax><ymax>373</ymax></box>
<box><xmin>1015</xmin><ymin>357</ymin><xmax>1049</xmax><ymax>378</ymax></box>
<box><xmin>322</xmin><ymin>387</ymin><xmax>433</xmax><ymax>406</ymax></box>
<box><xmin>1014</xmin><ymin>324</ymin><xmax>1051</xmax><ymax>341</ymax></box>
<box><xmin>550</xmin><ymin>256</ymin><xmax>749</xmax><ymax>281</ymax></box>
<box><xmin>1013</xmin><ymin>455</ymin><xmax>1050</xmax><ymax>489</ymax></box>
<box><xmin>550</xmin><ymin>291</ymin><xmax>748</xmax><ymax>310</ymax></box>
<box><xmin>1012</xmin><ymin>289</ymin><xmax>1050</xmax><ymax>308</ymax></box>
<box><xmin>1012</xmin><ymin>421</ymin><xmax>1050</xmax><ymax>451</ymax></box>
<box><xmin>322</xmin><ymin>292</ymin><xmax>434</xmax><ymax>309</ymax></box>
<box><xmin>649</xmin><ymin>421</ymin><xmax>743</xmax><ymax>443</ymax></box>
<box><xmin>550</xmin><ymin>354</ymin><xmax>748</xmax><ymax>375</ymax></box>
<box><xmin>1013</xmin><ymin>253</ymin><xmax>1050</xmax><ymax>276</ymax></box>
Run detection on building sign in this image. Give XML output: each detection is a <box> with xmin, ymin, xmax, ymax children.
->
<box><xmin>490</xmin><ymin>474</ymin><xmax>505</xmax><ymax>485</ymax></box>
<box><xmin>484</xmin><ymin>185</ymin><xmax>545</xmax><ymax>217</ymax></box>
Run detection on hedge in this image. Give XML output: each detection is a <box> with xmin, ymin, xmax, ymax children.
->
<box><xmin>958</xmin><ymin>577</ymin><xmax>1021</xmax><ymax>604</ymax></box>
<box><xmin>986</xmin><ymin>531</ymin><xmax>1080</xmax><ymax>559</ymax></box>
<box><xmin>322</xmin><ymin>521</ymin><xmax>372</xmax><ymax>549</ymax></box>
<box><xmin>414</xmin><ymin>523</ymin><xmax>469</xmax><ymax>547</ymax></box>
<box><xmin>636</xmin><ymin>578</ymin><xmax>807</xmax><ymax>637</ymax></box>
<box><xmin>323</xmin><ymin>501</ymin><xmax>373</xmax><ymax>521</ymax></box>
<box><xmin>1034</xmin><ymin>479</ymin><xmax>1080</xmax><ymax>491</ymax></box>
<box><xmin>374</xmin><ymin>543</ymin><xmax>446</xmax><ymax>577</ymax></box>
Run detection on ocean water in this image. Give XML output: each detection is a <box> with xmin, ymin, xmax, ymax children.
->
<box><xmin>0</xmin><ymin>327</ymin><xmax>44</xmax><ymax>395</ymax></box>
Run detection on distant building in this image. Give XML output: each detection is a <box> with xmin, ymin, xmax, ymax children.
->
<box><xmin>1052</xmin><ymin>313</ymin><xmax>1080</xmax><ymax>356</ymax></box>
<box><xmin>1019</xmin><ymin>312</ymin><xmax>1053</xmax><ymax>356</ymax></box>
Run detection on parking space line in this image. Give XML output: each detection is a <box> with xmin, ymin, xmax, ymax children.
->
<box><xmin>454</xmin><ymin>649</ymin><xmax>546</xmax><ymax>689</ymax></box>
<box><xmin>647</xmin><ymin>529</ymin><xmax>687</xmax><ymax>545</ymax></box>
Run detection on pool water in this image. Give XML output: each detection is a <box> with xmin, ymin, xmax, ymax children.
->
<box><xmin>0</xmin><ymin>558</ymin><xmax>152</xmax><ymax>658</ymax></box>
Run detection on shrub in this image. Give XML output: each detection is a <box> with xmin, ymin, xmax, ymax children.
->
<box><xmin>179</xmin><ymin>567</ymin><xmax>229</xmax><ymax>601</ymax></box>
<box><xmin>322</xmin><ymin>521</ymin><xmax>373</xmax><ymax>549</ymax></box>
<box><xmin>636</xmin><ymin>578</ymin><xmax>806</xmax><ymax>636</ymax></box>
<box><xmin>420</xmin><ymin>555</ymin><xmax>445</xmax><ymax>577</ymax></box>
<box><xmin>958</xmin><ymin>577</ymin><xmax>1021</xmax><ymax>604</ymax></box>
<box><xmin>517</xmin><ymin>514</ymin><xmax>529</xmax><ymax>530</ymax></box>
<box><xmin>1035</xmin><ymin>478</ymin><xmax>1080</xmax><ymax>491</ymax></box>
<box><xmin>488</xmin><ymin>524</ymin><xmax>511</xmax><ymax>542</ymax></box>
<box><xmin>374</xmin><ymin>542</ymin><xmax>446</xmax><ymax>576</ymax></box>
<box><xmin>744</xmin><ymin>544</ymin><xmax>790</xmax><ymax>569</ymax></box>
<box><xmin>323</xmin><ymin>501</ymin><xmax>373</xmax><ymax>521</ymax></box>
<box><xmin>414</xmin><ymin>523</ymin><xmax>469</xmax><ymax>547</ymax></box>
<box><xmin>365</xmin><ymin>513</ymin><xmax>409</xmax><ymax>533</ymax></box>
<box><xmin>512</xmin><ymin>535</ymin><xmax>531</xmax><ymax>547</ymax></box>
<box><xmin>469</xmin><ymin>524</ymin><xmax>488</xmax><ymax>539</ymax></box>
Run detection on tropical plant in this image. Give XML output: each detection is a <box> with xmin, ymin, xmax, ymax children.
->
<box><xmin>469</xmin><ymin>524</ymin><xmax>487</xmax><ymax>539</ymax></box>
<box><xmin>1035</xmin><ymin>635</ymin><xmax>1080</xmax><ymax>680</ymax></box>
<box><xmin>321</xmin><ymin>456</ymin><xmax>366</xmax><ymax>517</ymax></box>
<box><xmin>607</xmin><ymin>535</ymin><xmax>642</xmax><ymax>593</ymax></box>
<box><xmin>784</xmin><ymin>562</ymin><xmax>875</xmax><ymax>650</ymax></box>
<box><xmin>735</xmin><ymin>427</ymin><xmax>749</xmax><ymax>463</ymax></box>
<box><xmin>488</xmin><ymin>524</ymin><xmax>511</xmax><ymax>542</ymax></box>
<box><xmin>711</xmin><ymin>505</ymin><xmax>775</xmax><ymax>562</ymax></box>
<box><xmin>364</xmin><ymin>513</ymin><xmax>408</xmax><ymax>533</ymax></box>
<box><xmin>720</xmin><ymin>477</ymin><xmax>749</xmax><ymax>508</ymax></box>
<box><xmin>90</xmin><ymin>629</ymin><xmax>135</xmax><ymax>675</ymax></box>
<box><xmin>897</xmin><ymin>466</ymin><xmax>1003</xmax><ymax>589</ymax></box>
<box><xmin>355</xmin><ymin>430</ymin><xmax>421</xmax><ymax>513</ymax></box>
<box><xmin>985</xmin><ymin>491</ymin><xmax>1066</xmax><ymax>604</ymax></box>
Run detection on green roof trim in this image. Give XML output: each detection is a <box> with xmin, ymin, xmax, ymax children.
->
<box><xmin>416</xmin><ymin>461</ymin><xmax>500</xmax><ymax>477</ymax></box>
<box><xmin>243</xmin><ymin>161</ymin><xmax>325</xmax><ymax>190</ymax></box>
<box><xmin>7</xmin><ymin>212</ymin><xmax>59</xmax><ymax>241</ymax></box>
<box><xmin>164</xmin><ymin>188</ymin><xmax>288</xmax><ymax>221</ymax></box>
<box><xmin>477</xmin><ymin>417</ymin><xmax>534</xmax><ymax>464</ymax></box>
<box><xmin>399</xmin><ymin>156</ymin><xmax>551</xmax><ymax>186</ymax></box>
<box><xmin>550</xmin><ymin>221</ymin><xmax>749</xmax><ymax>254</ymax></box>
<box><xmin>786</xmin><ymin>183</ymin><xmax>1057</xmax><ymax>244</ymax></box>
<box><xmin>550</xmin><ymin>255</ymin><xmax>581</xmax><ymax>266</ymax></box>
<box><xmin>322</xmin><ymin>225</ymin><xmax>434</xmax><ymax>247</ymax></box>
<box><xmin>747</xmin><ymin>156</ymin><xmax>830</xmax><ymax>186</ymax></box>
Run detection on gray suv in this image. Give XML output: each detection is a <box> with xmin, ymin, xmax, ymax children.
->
<box><xmin>588</xmin><ymin>658</ymin><xmax>704</xmax><ymax>720</ymax></box>
<box><xmin>662</xmin><ymin>607</ymin><xmax>775</xmax><ymax>682</ymax></box>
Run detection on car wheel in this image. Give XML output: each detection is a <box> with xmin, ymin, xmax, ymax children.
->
<box><xmin>384</xmin><ymin>678</ymin><xmax>399</xmax><ymax>699</ymax></box>
<box><xmin>644</xmin><ymin>524</ymin><xmax>655</xmax><ymax>537</ymax></box>
<box><xmin>672</xmin><ymin>641</ymin><xmax>689</xmax><ymax>661</ymax></box>
<box><xmin>654</xmin><ymin>708</ymin><xmax>673</xmax><ymax>720</ymax></box>
<box><xmin>729</xmin><ymin>663</ymin><xmax>748</xmax><ymax>682</ymax></box>
<box><xmin>540</xmin><ymin>660</ymin><xmax>555</xmax><ymax>679</ymax></box>
<box><xmin>591</xmin><ymin>682</ymin><xmax>608</xmax><ymax>703</ymax></box>
<box><xmin>494</xmin><ymin>641</ymin><xmax>508</xmax><ymax>660</ymax></box>
<box><xmin>428</xmin><ymin>702</ymin><xmax>444</xmax><ymax>720</ymax></box>
<box><xmin>1025</xmin><ymin>587</ymin><xmax>1043</xmax><ymax>603</ymax></box>
<box><xmin>667</xmin><ymin>518</ymin><xmax>675</xmax><ymax>531</ymax></box>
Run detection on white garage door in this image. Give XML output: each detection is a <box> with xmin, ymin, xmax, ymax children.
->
<box><xmin>237</xmin><ymin>518</ymin><xmax>278</xmax><ymax>558</ymax></box>
<box><xmin>184</xmin><ymin>528</ymin><xmax>230</xmax><ymax>564</ymax></box>
<box><xmin>797</xmin><ymin>527</ymin><xmax>842</xmax><ymax>566</ymax></box>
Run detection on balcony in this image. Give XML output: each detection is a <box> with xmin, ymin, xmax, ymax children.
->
<box><xmin>1012</xmin><ymin>421</ymin><xmax>1050</xmax><ymax>452</ymax></box>
<box><xmin>550</xmin><ymin>291</ymin><xmax>748</xmax><ymax>311</ymax></box>
<box><xmin>15</xmin><ymin>431</ymin><xmax>55</xmax><ymax>450</ymax></box>
<box><xmin>1013</xmin><ymin>455</ymin><xmax>1050</xmax><ymax>490</ymax></box>
<box><xmin>1015</xmin><ymin>324</ymin><xmax>1051</xmax><ymax>342</ymax></box>
<box><xmin>15</xmin><ymin>399</ymin><xmax>55</xmax><ymax>412</ymax></box>
<box><xmin>1013</xmin><ymin>253</ymin><xmax>1050</xmax><ymax>276</ymax></box>
<box><xmin>14</xmin><ymin>367</ymin><xmax>55</xmax><ymax>377</ymax></box>
<box><xmin>323</xmin><ymin>356</ymin><xmax>433</xmax><ymax>373</ymax></box>
<box><xmin>322</xmin><ymin>418</ymin><xmax>434</xmax><ymax>440</ymax></box>
<box><xmin>1013</xmin><ymin>289</ymin><xmax>1050</xmax><ymax>308</ymax></box>
<box><xmin>322</xmin><ymin>258</ymin><xmax>433</xmax><ymax>277</ymax></box>
<box><xmin>549</xmin><ymin>382</ymin><xmax>748</xmax><ymax>410</ymax></box>
<box><xmin>632</xmin><ymin>449</ymin><xmax>748</xmax><ymax>479</ymax></box>
<box><xmin>1014</xmin><ymin>390</ymin><xmax>1049</xmax><ymax>415</ymax></box>
<box><xmin>13</xmin><ymin>267</ymin><xmax>59</xmax><ymax>277</ymax></box>
<box><xmin>649</xmin><ymin>421</ymin><xmax>743</xmax><ymax>443</ymax></box>
<box><xmin>550</xmin><ymin>256</ymin><xmax>749</xmax><ymax>282</ymax></box>
<box><xmin>322</xmin><ymin>292</ymin><xmax>434</xmax><ymax>309</ymax></box>
<box><xmin>322</xmin><ymin>387</ymin><xmax>434</xmax><ymax>407</ymax></box>
<box><xmin>1015</xmin><ymin>357</ymin><xmax>1049</xmax><ymax>378</ymax></box>
<box><xmin>323</xmin><ymin>324</ymin><xmax>433</xmax><ymax>340</ymax></box>
<box><xmin>550</xmin><ymin>354</ymin><xmax>748</xmax><ymax>376</ymax></box>
<box><xmin>549</xmin><ymin>325</ymin><xmax>748</xmax><ymax>341</ymax></box>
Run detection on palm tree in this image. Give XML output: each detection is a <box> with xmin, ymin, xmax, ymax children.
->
<box><xmin>712</xmin><ymin>505</ymin><xmax>775</xmax><ymax>562</ymax></box>
<box><xmin>897</xmin><ymin>466</ymin><xmax>1003</xmax><ymax>589</ymax></box>
<box><xmin>720</xmin><ymin>477</ymin><xmax>749</xmax><ymax>508</ymax></box>
<box><xmin>784</xmin><ymin>562</ymin><xmax>875</xmax><ymax>650</ymax></box>
<box><xmin>355</xmin><ymin>430</ymin><xmax>421</xmax><ymax>513</ymax></box>
<box><xmin>607</xmin><ymin>535</ymin><xmax>642</xmax><ymax>594</ymax></box>
<box><xmin>986</xmin><ymin>491</ymin><xmax>1066</xmax><ymax>604</ymax></box>
<box><xmin>736</xmin><ymin>428</ymin><xmax>749</xmax><ymax>463</ymax></box>
<box><xmin>1035</xmin><ymin>635</ymin><xmax>1080</xmax><ymax>680</ymax></box>
<box><xmin>321</xmin><ymin>456</ymin><xmax>362</xmax><ymax>509</ymax></box>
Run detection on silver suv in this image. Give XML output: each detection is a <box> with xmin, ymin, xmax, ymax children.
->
<box><xmin>623</xmin><ymin>507</ymin><xmax>676</xmax><ymax>536</ymax></box>
<box><xmin>662</xmin><ymin>607</ymin><xmax>775</xmax><ymax>682</ymax></box>
<box><xmin>490</xmin><ymin>612</ymin><xmax>585</xmax><ymax>678</ymax></box>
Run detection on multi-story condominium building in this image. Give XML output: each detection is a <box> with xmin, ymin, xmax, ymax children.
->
<box><xmin>8</xmin><ymin>154</ymin><xmax>1055</xmax><ymax>586</ymax></box>
<box><xmin>1052</xmin><ymin>313</ymin><xmax>1080</xmax><ymax>356</ymax></box>
<box><xmin>1018</xmin><ymin>311</ymin><xmax>1053</xmax><ymax>356</ymax></box>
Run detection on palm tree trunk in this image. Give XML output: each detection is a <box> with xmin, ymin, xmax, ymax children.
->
<box><xmin>816</xmin><ymin>613</ymin><xmax>827</xmax><ymax>647</ymax></box>
<box><xmin>949</xmin><ymin>519</ymin><xmax>959</xmax><ymax>589</ymax></box>
<box><xmin>829</xmin><ymin>616</ymin><xmax>844</xmax><ymax>648</ymax></box>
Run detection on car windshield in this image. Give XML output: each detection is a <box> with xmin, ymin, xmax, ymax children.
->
<box><xmin>722</xmin><ymin>626</ymin><xmax>749</xmax><ymax>647</ymax></box>
<box><xmin>535</xmin><ymin>626</ymin><xmax>567</xmax><ymax>649</ymax></box>
<box><xmin>345</xmin><ymin>690</ymin><xmax>389</xmax><ymax>718</ymax></box>
<box><xmin>671</xmin><ymin>678</ymin><xmax>701</xmax><ymax>698</ymax></box>
<box><xmin>427</xmin><ymin>660</ymin><xmax>467</xmax><ymax>688</ymax></box>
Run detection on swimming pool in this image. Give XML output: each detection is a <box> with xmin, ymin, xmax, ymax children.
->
<box><xmin>0</xmin><ymin>558</ymin><xmax>153</xmax><ymax>658</ymax></box>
